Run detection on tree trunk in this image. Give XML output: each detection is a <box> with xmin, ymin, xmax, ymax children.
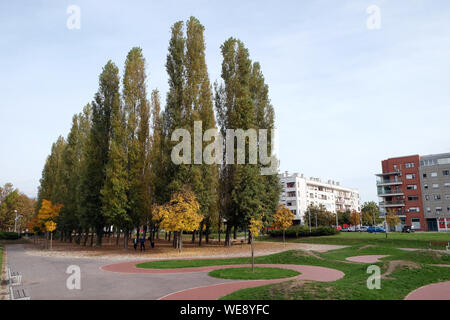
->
<box><xmin>251</xmin><ymin>237</ymin><xmax>254</xmax><ymax>272</ymax></box>
<box><xmin>116</xmin><ymin>228</ymin><xmax>120</xmax><ymax>247</ymax></box>
<box><xmin>192</xmin><ymin>230</ymin><xmax>196</xmax><ymax>243</ymax></box>
<box><xmin>205</xmin><ymin>223</ymin><xmax>210</xmax><ymax>243</ymax></box>
<box><xmin>179</xmin><ymin>231</ymin><xmax>183</xmax><ymax>252</ymax></box>
<box><xmin>83</xmin><ymin>229</ymin><xmax>88</xmax><ymax>246</ymax></box>
<box><xmin>96</xmin><ymin>226</ymin><xmax>103</xmax><ymax>247</ymax></box>
<box><xmin>225</xmin><ymin>224</ymin><xmax>231</xmax><ymax>246</ymax></box>
<box><xmin>198</xmin><ymin>221</ymin><xmax>204</xmax><ymax>246</ymax></box>
<box><xmin>123</xmin><ymin>229</ymin><xmax>129</xmax><ymax>250</ymax></box>
<box><xmin>233</xmin><ymin>226</ymin><xmax>237</xmax><ymax>239</ymax></box>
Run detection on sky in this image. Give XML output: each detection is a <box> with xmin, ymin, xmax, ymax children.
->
<box><xmin>0</xmin><ymin>0</ymin><xmax>449</xmax><ymax>204</ymax></box>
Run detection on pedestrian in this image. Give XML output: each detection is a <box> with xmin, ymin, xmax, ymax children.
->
<box><xmin>133</xmin><ymin>237</ymin><xmax>138</xmax><ymax>251</ymax></box>
<box><xmin>140</xmin><ymin>236</ymin><xmax>145</xmax><ymax>251</ymax></box>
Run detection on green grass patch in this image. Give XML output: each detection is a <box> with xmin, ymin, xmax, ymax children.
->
<box><xmin>258</xmin><ymin>232</ymin><xmax>450</xmax><ymax>249</ymax></box>
<box><xmin>137</xmin><ymin>243</ymin><xmax>450</xmax><ymax>300</ymax></box>
<box><xmin>209</xmin><ymin>267</ymin><xmax>300</xmax><ymax>280</ymax></box>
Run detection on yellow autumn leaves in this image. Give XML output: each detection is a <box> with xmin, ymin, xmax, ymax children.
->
<box><xmin>152</xmin><ymin>189</ymin><xmax>203</xmax><ymax>234</ymax></box>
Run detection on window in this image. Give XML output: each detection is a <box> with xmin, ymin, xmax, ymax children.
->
<box><xmin>443</xmin><ymin>170</ymin><xmax>449</xmax><ymax>176</ymax></box>
<box><xmin>448</xmin><ymin>206</ymin><xmax>450</xmax><ymax>213</ymax></box>
<box><xmin>433</xmin><ymin>195</ymin><xmax>441</xmax><ymax>201</ymax></box>
<box><xmin>408</xmin><ymin>207</ymin><xmax>420</xmax><ymax>212</ymax></box>
<box><xmin>431</xmin><ymin>172</ymin><xmax>438</xmax><ymax>177</ymax></box>
<box><xmin>406</xmin><ymin>174</ymin><xmax>416</xmax><ymax>179</ymax></box>
<box><xmin>424</xmin><ymin>184</ymin><xmax>428</xmax><ymax>189</ymax></box>
<box><xmin>287</xmin><ymin>191</ymin><xmax>296</xmax><ymax>197</ymax></box>
<box><xmin>292</xmin><ymin>210</ymin><xmax>297</xmax><ymax>215</ymax></box>
<box><xmin>432</xmin><ymin>184</ymin><xmax>439</xmax><ymax>189</ymax></box>
<box><xmin>411</xmin><ymin>218</ymin><xmax>421</xmax><ymax>230</ymax></box>
<box><xmin>445</xmin><ymin>183</ymin><xmax>450</xmax><ymax>188</ymax></box>
<box><xmin>407</xmin><ymin>185</ymin><xmax>417</xmax><ymax>190</ymax></box>
<box><xmin>286</xmin><ymin>182</ymin><xmax>295</xmax><ymax>188</ymax></box>
<box><xmin>405</xmin><ymin>162</ymin><xmax>415</xmax><ymax>168</ymax></box>
<box><xmin>423</xmin><ymin>173</ymin><xmax>427</xmax><ymax>178</ymax></box>
<box><xmin>446</xmin><ymin>195</ymin><xmax>450</xmax><ymax>200</ymax></box>
<box><xmin>426</xmin><ymin>207</ymin><xmax>431</xmax><ymax>213</ymax></box>
<box><xmin>436</xmin><ymin>207</ymin><xmax>442</xmax><ymax>212</ymax></box>
<box><xmin>425</xmin><ymin>195</ymin><xmax>430</xmax><ymax>201</ymax></box>
<box><xmin>408</xmin><ymin>196</ymin><xmax>419</xmax><ymax>201</ymax></box>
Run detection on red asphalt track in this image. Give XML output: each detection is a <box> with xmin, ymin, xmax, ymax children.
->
<box><xmin>101</xmin><ymin>261</ymin><xmax>345</xmax><ymax>300</ymax></box>
<box><xmin>405</xmin><ymin>281</ymin><xmax>450</xmax><ymax>300</ymax></box>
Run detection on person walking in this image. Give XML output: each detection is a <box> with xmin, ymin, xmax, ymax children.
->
<box><xmin>133</xmin><ymin>237</ymin><xmax>138</xmax><ymax>251</ymax></box>
<box><xmin>140</xmin><ymin>236</ymin><xmax>146</xmax><ymax>251</ymax></box>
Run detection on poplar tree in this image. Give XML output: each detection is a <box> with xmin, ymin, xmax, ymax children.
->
<box><xmin>122</xmin><ymin>47</ymin><xmax>151</xmax><ymax>247</ymax></box>
<box><xmin>81</xmin><ymin>60</ymin><xmax>119</xmax><ymax>246</ymax></box>
<box><xmin>184</xmin><ymin>17</ymin><xmax>219</xmax><ymax>245</ymax></box>
<box><xmin>101</xmin><ymin>89</ymin><xmax>130</xmax><ymax>247</ymax></box>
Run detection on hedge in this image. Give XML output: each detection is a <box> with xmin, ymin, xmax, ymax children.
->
<box><xmin>268</xmin><ymin>226</ymin><xmax>339</xmax><ymax>238</ymax></box>
<box><xmin>0</xmin><ymin>231</ymin><xmax>21</xmax><ymax>240</ymax></box>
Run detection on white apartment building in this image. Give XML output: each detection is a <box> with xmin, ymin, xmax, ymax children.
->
<box><xmin>279</xmin><ymin>172</ymin><xmax>361</xmax><ymax>223</ymax></box>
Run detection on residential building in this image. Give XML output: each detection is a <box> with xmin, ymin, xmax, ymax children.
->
<box><xmin>376</xmin><ymin>155</ymin><xmax>424</xmax><ymax>231</ymax></box>
<box><xmin>377</xmin><ymin>152</ymin><xmax>450</xmax><ymax>232</ymax></box>
<box><xmin>419</xmin><ymin>153</ymin><xmax>450</xmax><ymax>232</ymax></box>
<box><xmin>279</xmin><ymin>172</ymin><xmax>360</xmax><ymax>224</ymax></box>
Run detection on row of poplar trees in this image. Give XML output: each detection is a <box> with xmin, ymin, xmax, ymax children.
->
<box><xmin>36</xmin><ymin>17</ymin><xmax>281</xmax><ymax>248</ymax></box>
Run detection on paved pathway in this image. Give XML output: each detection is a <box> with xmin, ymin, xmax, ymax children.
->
<box><xmin>405</xmin><ymin>281</ymin><xmax>450</xmax><ymax>300</ymax></box>
<box><xmin>102</xmin><ymin>262</ymin><xmax>344</xmax><ymax>300</ymax></box>
<box><xmin>5</xmin><ymin>244</ymin><xmax>235</xmax><ymax>300</ymax></box>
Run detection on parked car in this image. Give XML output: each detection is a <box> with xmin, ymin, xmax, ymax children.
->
<box><xmin>356</xmin><ymin>226</ymin><xmax>368</xmax><ymax>232</ymax></box>
<box><xmin>402</xmin><ymin>225</ymin><xmax>415</xmax><ymax>233</ymax></box>
<box><xmin>367</xmin><ymin>226</ymin><xmax>386</xmax><ymax>233</ymax></box>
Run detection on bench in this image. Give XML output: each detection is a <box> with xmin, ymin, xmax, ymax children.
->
<box><xmin>6</xmin><ymin>265</ymin><xmax>22</xmax><ymax>286</ymax></box>
<box><xmin>428</xmin><ymin>241</ymin><xmax>450</xmax><ymax>250</ymax></box>
<box><xmin>9</xmin><ymin>286</ymin><xmax>30</xmax><ymax>300</ymax></box>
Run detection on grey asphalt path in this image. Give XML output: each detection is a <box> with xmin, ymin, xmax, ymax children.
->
<box><xmin>5</xmin><ymin>244</ymin><xmax>234</xmax><ymax>300</ymax></box>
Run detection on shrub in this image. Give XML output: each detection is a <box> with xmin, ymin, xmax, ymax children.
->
<box><xmin>0</xmin><ymin>231</ymin><xmax>21</xmax><ymax>240</ymax></box>
<box><xmin>268</xmin><ymin>226</ymin><xmax>339</xmax><ymax>238</ymax></box>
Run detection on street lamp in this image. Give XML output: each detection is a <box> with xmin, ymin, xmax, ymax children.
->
<box><xmin>14</xmin><ymin>210</ymin><xmax>22</xmax><ymax>238</ymax></box>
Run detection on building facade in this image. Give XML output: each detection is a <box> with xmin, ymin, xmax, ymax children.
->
<box><xmin>279</xmin><ymin>172</ymin><xmax>360</xmax><ymax>224</ymax></box>
<box><xmin>377</xmin><ymin>152</ymin><xmax>450</xmax><ymax>232</ymax></box>
<box><xmin>419</xmin><ymin>153</ymin><xmax>450</xmax><ymax>232</ymax></box>
<box><xmin>376</xmin><ymin>155</ymin><xmax>425</xmax><ymax>231</ymax></box>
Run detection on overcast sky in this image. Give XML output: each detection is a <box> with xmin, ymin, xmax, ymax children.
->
<box><xmin>1</xmin><ymin>0</ymin><xmax>449</xmax><ymax>203</ymax></box>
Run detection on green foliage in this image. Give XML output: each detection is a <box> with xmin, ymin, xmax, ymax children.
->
<box><xmin>0</xmin><ymin>231</ymin><xmax>20</xmax><ymax>240</ymax></box>
<box><xmin>209</xmin><ymin>267</ymin><xmax>300</xmax><ymax>280</ymax></box>
<box><xmin>268</xmin><ymin>225</ymin><xmax>339</xmax><ymax>238</ymax></box>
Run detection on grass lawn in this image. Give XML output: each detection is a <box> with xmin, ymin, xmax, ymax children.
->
<box><xmin>258</xmin><ymin>232</ymin><xmax>450</xmax><ymax>249</ymax></box>
<box><xmin>137</xmin><ymin>244</ymin><xmax>450</xmax><ymax>300</ymax></box>
<box><xmin>209</xmin><ymin>267</ymin><xmax>300</xmax><ymax>280</ymax></box>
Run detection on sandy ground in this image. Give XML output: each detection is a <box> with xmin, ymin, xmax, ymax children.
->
<box><xmin>22</xmin><ymin>239</ymin><xmax>346</xmax><ymax>261</ymax></box>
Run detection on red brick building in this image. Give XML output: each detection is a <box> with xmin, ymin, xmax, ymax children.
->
<box><xmin>376</xmin><ymin>155</ymin><xmax>426</xmax><ymax>231</ymax></box>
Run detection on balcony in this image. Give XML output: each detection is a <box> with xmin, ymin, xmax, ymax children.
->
<box><xmin>376</xmin><ymin>177</ymin><xmax>402</xmax><ymax>186</ymax></box>
<box><xmin>379</xmin><ymin>200</ymin><xmax>405</xmax><ymax>208</ymax></box>
<box><xmin>377</xmin><ymin>189</ymin><xmax>404</xmax><ymax>197</ymax></box>
<box><xmin>380</xmin><ymin>209</ymin><xmax>406</xmax><ymax>217</ymax></box>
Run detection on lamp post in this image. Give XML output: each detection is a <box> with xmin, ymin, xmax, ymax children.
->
<box><xmin>14</xmin><ymin>210</ymin><xmax>21</xmax><ymax>238</ymax></box>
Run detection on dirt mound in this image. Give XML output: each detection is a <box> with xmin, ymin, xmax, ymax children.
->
<box><xmin>382</xmin><ymin>260</ymin><xmax>420</xmax><ymax>279</ymax></box>
<box><xmin>358</xmin><ymin>245</ymin><xmax>377</xmax><ymax>250</ymax></box>
<box><xmin>293</xmin><ymin>250</ymin><xmax>324</xmax><ymax>260</ymax></box>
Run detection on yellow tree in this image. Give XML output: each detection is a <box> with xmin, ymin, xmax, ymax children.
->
<box><xmin>386</xmin><ymin>213</ymin><xmax>400</xmax><ymax>232</ymax></box>
<box><xmin>249</xmin><ymin>217</ymin><xmax>263</xmax><ymax>272</ymax></box>
<box><xmin>153</xmin><ymin>189</ymin><xmax>203</xmax><ymax>252</ymax></box>
<box><xmin>349</xmin><ymin>211</ymin><xmax>361</xmax><ymax>228</ymax></box>
<box><xmin>38</xmin><ymin>199</ymin><xmax>62</xmax><ymax>249</ymax></box>
<box><xmin>273</xmin><ymin>204</ymin><xmax>294</xmax><ymax>245</ymax></box>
